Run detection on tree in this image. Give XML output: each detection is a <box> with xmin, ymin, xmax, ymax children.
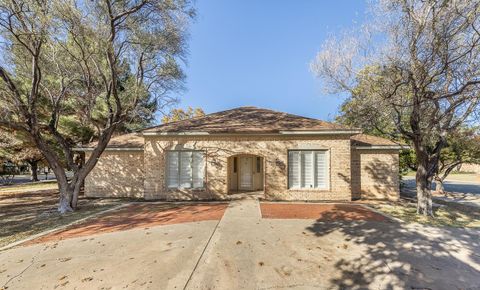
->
<box><xmin>434</xmin><ymin>129</ymin><xmax>480</xmax><ymax>193</ymax></box>
<box><xmin>162</xmin><ymin>106</ymin><xmax>205</xmax><ymax>123</ymax></box>
<box><xmin>312</xmin><ymin>0</ymin><xmax>480</xmax><ymax>216</ymax></box>
<box><xmin>0</xmin><ymin>129</ymin><xmax>45</xmax><ymax>181</ymax></box>
<box><xmin>0</xmin><ymin>0</ymin><xmax>194</xmax><ymax>213</ymax></box>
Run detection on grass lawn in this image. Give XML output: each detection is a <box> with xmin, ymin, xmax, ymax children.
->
<box><xmin>368</xmin><ymin>199</ymin><xmax>480</xmax><ymax>228</ymax></box>
<box><xmin>0</xmin><ymin>181</ymin><xmax>58</xmax><ymax>193</ymax></box>
<box><xmin>0</xmin><ymin>185</ymin><xmax>125</xmax><ymax>248</ymax></box>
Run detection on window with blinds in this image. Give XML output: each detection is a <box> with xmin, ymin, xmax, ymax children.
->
<box><xmin>166</xmin><ymin>151</ymin><xmax>205</xmax><ymax>189</ymax></box>
<box><xmin>288</xmin><ymin>150</ymin><xmax>329</xmax><ymax>189</ymax></box>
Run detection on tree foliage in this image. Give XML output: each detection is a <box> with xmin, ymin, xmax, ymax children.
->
<box><xmin>162</xmin><ymin>106</ymin><xmax>205</xmax><ymax>123</ymax></box>
<box><xmin>0</xmin><ymin>0</ymin><xmax>194</xmax><ymax>212</ymax></box>
<box><xmin>0</xmin><ymin>129</ymin><xmax>45</xmax><ymax>181</ymax></box>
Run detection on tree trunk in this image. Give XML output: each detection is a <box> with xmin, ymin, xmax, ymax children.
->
<box><xmin>71</xmin><ymin>182</ymin><xmax>82</xmax><ymax>209</ymax></box>
<box><xmin>58</xmin><ymin>184</ymin><xmax>74</xmax><ymax>214</ymax></box>
<box><xmin>57</xmin><ymin>178</ymin><xmax>86</xmax><ymax>212</ymax></box>
<box><xmin>434</xmin><ymin>175</ymin><xmax>445</xmax><ymax>195</ymax></box>
<box><xmin>416</xmin><ymin>165</ymin><xmax>434</xmax><ymax>216</ymax></box>
<box><xmin>30</xmin><ymin>161</ymin><xmax>39</xmax><ymax>182</ymax></box>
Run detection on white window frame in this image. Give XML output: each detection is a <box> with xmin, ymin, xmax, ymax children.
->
<box><xmin>166</xmin><ymin>150</ymin><xmax>206</xmax><ymax>189</ymax></box>
<box><xmin>288</xmin><ymin>149</ymin><xmax>330</xmax><ymax>190</ymax></box>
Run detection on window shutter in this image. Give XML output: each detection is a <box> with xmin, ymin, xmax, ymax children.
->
<box><xmin>289</xmin><ymin>150</ymin><xmax>330</xmax><ymax>190</ymax></box>
<box><xmin>315</xmin><ymin>151</ymin><xmax>328</xmax><ymax>189</ymax></box>
<box><xmin>302</xmin><ymin>151</ymin><xmax>314</xmax><ymax>188</ymax></box>
<box><xmin>179</xmin><ymin>151</ymin><xmax>193</xmax><ymax>188</ymax></box>
<box><xmin>192</xmin><ymin>151</ymin><xmax>205</xmax><ymax>188</ymax></box>
<box><xmin>167</xmin><ymin>151</ymin><xmax>179</xmax><ymax>188</ymax></box>
<box><xmin>288</xmin><ymin>151</ymin><xmax>301</xmax><ymax>188</ymax></box>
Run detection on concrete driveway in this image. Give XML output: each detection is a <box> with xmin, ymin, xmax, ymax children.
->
<box><xmin>1</xmin><ymin>200</ymin><xmax>479</xmax><ymax>290</ymax></box>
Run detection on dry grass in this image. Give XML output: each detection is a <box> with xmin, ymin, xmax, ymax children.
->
<box><xmin>368</xmin><ymin>199</ymin><xmax>480</xmax><ymax>228</ymax></box>
<box><xmin>0</xmin><ymin>181</ymin><xmax>58</xmax><ymax>193</ymax></box>
<box><xmin>0</xmin><ymin>186</ymin><xmax>124</xmax><ymax>248</ymax></box>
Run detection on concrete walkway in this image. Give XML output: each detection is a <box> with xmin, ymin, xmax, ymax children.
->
<box><xmin>185</xmin><ymin>199</ymin><xmax>262</xmax><ymax>289</ymax></box>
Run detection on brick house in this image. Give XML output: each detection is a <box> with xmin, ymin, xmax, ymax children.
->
<box><xmin>76</xmin><ymin>107</ymin><xmax>402</xmax><ymax>201</ymax></box>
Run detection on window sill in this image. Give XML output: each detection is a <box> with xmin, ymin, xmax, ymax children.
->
<box><xmin>287</xmin><ymin>188</ymin><xmax>331</xmax><ymax>192</ymax></box>
<box><xmin>166</xmin><ymin>187</ymin><xmax>206</xmax><ymax>192</ymax></box>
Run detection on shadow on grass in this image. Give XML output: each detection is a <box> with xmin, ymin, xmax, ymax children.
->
<box><xmin>0</xmin><ymin>189</ymin><xmax>120</xmax><ymax>248</ymax></box>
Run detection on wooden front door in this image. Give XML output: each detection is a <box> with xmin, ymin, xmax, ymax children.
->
<box><xmin>239</xmin><ymin>157</ymin><xmax>253</xmax><ymax>190</ymax></box>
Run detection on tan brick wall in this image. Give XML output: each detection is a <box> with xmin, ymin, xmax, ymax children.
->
<box><xmin>144</xmin><ymin>135</ymin><xmax>352</xmax><ymax>201</ymax></box>
<box><xmin>351</xmin><ymin>149</ymin><xmax>399</xmax><ymax>200</ymax></box>
<box><xmin>84</xmin><ymin>151</ymin><xmax>144</xmax><ymax>198</ymax></box>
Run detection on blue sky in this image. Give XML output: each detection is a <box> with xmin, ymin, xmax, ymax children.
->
<box><xmin>171</xmin><ymin>0</ymin><xmax>367</xmax><ymax>121</ymax></box>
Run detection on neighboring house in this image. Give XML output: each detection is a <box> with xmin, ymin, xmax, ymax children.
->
<box><xmin>75</xmin><ymin>107</ymin><xmax>402</xmax><ymax>201</ymax></box>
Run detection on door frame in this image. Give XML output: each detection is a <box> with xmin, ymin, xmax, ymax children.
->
<box><xmin>228</xmin><ymin>154</ymin><xmax>265</xmax><ymax>193</ymax></box>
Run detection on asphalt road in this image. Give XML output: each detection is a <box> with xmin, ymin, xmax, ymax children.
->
<box><xmin>402</xmin><ymin>176</ymin><xmax>480</xmax><ymax>196</ymax></box>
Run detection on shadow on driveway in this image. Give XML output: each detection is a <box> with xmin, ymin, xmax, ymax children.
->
<box><xmin>307</xmin><ymin>212</ymin><xmax>480</xmax><ymax>289</ymax></box>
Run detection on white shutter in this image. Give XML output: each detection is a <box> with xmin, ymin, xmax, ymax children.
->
<box><xmin>315</xmin><ymin>151</ymin><xmax>328</xmax><ymax>189</ymax></box>
<box><xmin>192</xmin><ymin>151</ymin><xmax>205</xmax><ymax>188</ymax></box>
<box><xmin>289</xmin><ymin>150</ymin><xmax>330</xmax><ymax>189</ymax></box>
<box><xmin>167</xmin><ymin>151</ymin><xmax>179</xmax><ymax>188</ymax></box>
<box><xmin>288</xmin><ymin>151</ymin><xmax>301</xmax><ymax>188</ymax></box>
<box><xmin>179</xmin><ymin>151</ymin><xmax>193</xmax><ymax>188</ymax></box>
<box><xmin>302</xmin><ymin>151</ymin><xmax>314</xmax><ymax>188</ymax></box>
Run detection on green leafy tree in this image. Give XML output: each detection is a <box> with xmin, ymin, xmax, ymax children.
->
<box><xmin>0</xmin><ymin>129</ymin><xmax>45</xmax><ymax>181</ymax></box>
<box><xmin>162</xmin><ymin>107</ymin><xmax>205</xmax><ymax>123</ymax></box>
<box><xmin>0</xmin><ymin>0</ymin><xmax>194</xmax><ymax>213</ymax></box>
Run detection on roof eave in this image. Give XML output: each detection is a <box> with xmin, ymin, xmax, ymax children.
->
<box><xmin>72</xmin><ymin>147</ymin><xmax>144</xmax><ymax>152</ymax></box>
<box><xmin>279</xmin><ymin>130</ymin><xmax>361</xmax><ymax>135</ymax></box>
<box><xmin>142</xmin><ymin>129</ymin><xmax>362</xmax><ymax>136</ymax></box>
<box><xmin>353</xmin><ymin>145</ymin><xmax>408</xmax><ymax>150</ymax></box>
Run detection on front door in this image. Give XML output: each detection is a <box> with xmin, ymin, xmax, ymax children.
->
<box><xmin>239</xmin><ymin>157</ymin><xmax>253</xmax><ymax>190</ymax></box>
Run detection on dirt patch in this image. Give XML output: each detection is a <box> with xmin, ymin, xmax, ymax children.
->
<box><xmin>25</xmin><ymin>203</ymin><xmax>228</xmax><ymax>245</ymax></box>
<box><xmin>260</xmin><ymin>203</ymin><xmax>387</xmax><ymax>221</ymax></box>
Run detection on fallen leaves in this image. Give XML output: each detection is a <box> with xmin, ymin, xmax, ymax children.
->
<box><xmin>81</xmin><ymin>277</ymin><xmax>93</xmax><ymax>282</ymax></box>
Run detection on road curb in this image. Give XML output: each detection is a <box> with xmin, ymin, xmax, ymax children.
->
<box><xmin>0</xmin><ymin>202</ymin><xmax>130</xmax><ymax>252</ymax></box>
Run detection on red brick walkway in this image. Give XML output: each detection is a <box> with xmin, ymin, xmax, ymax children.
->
<box><xmin>260</xmin><ymin>203</ymin><xmax>387</xmax><ymax>221</ymax></box>
<box><xmin>25</xmin><ymin>203</ymin><xmax>228</xmax><ymax>245</ymax></box>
